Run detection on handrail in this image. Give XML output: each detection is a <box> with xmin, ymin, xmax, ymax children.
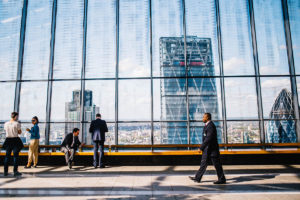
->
<box><xmin>0</xmin><ymin>143</ymin><xmax>300</xmax><ymax>149</ymax></box>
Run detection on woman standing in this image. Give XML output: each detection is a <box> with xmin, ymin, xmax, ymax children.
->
<box><xmin>25</xmin><ymin>116</ymin><xmax>40</xmax><ymax>168</ymax></box>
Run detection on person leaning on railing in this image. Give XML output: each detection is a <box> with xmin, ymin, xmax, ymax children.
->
<box><xmin>3</xmin><ymin>112</ymin><xmax>23</xmax><ymax>177</ymax></box>
<box><xmin>25</xmin><ymin>116</ymin><xmax>40</xmax><ymax>168</ymax></box>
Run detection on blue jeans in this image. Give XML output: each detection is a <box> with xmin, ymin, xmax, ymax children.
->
<box><xmin>93</xmin><ymin>141</ymin><xmax>104</xmax><ymax>167</ymax></box>
<box><xmin>4</xmin><ymin>146</ymin><xmax>20</xmax><ymax>173</ymax></box>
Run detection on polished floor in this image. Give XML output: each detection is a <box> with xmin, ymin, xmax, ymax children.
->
<box><xmin>0</xmin><ymin>165</ymin><xmax>300</xmax><ymax>199</ymax></box>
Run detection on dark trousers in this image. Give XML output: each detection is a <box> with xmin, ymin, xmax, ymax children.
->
<box><xmin>195</xmin><ymin>154</ymin><xmax>226</xmax><ymax>181</ymax></box>
<box><xmin>4</xmin><ymin>146</ymin><xmax>20</xmax><ymax>173</ymax></box>
<box><xmin>93</xmin><ymin>140</ymin><xmax>104</xmax><ymax>167</ymax></box>
<box><xmin>61</xmin><ymin>147</ymin><xmax>76</xmax><ymax>164</ymax></box>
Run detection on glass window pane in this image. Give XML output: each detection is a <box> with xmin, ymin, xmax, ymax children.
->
<box><xmin>185</xmin><ymin>0</ymin><xmax>220</xmax><ymax>76</ymax></box>
<box><xmin>191</xmin><ymin>122</ymin><xmax>223</xmax><ymax>144</ymax></box>
<box><xmin>0</xmin><ymin>0</ymin><xmax>23</xmax><ymax>80</ymax></box>
<box><xmin>297</xmin><ymin>77</ymin><xmax>300</xmax><ymax>106</ymax></box>
<box><xmin>118</xmin><ymin>123</ymin><xmax>151</xmax><ymax>144</ymax></box>
<box><xmin>84</xmin><ymin>123</ymin><xmax>115</xmax><ymax>145</ymax></box>
<box><xmin>53</xmin><ymin>0</ymin><xmax>83</xmax><ymax>79</ymax></box>
<box><xmin>152</xmin><ymin>0</ymin><xmax>184</xmax><ymax>77</ymax></box>
<box><xmin>84</xmin><ymin>80</ymin><xmax>115</xmax><ymax>122</ymax></box>
<box><xmin>119</xmin><ymin>0</ymin><xmax>150</xmax><ymax>77</ymax></box>
<box><xmin>119</xmin><ymin>80</ymin><xmax>151</xmax><ymax>121</ymax></box>
<box><xmin>0</xmin><ymin>83</ymin><xmax>15</xmax><ymax>122</ymax></box>
<box><xmin>265</xmin><ymin>120</ymin><xmax>297</xmax><ymax>143</ymax></box>
<box><xmin>253</xmin><ymin>0</ymin><xmax>289</xmax><ymax>75</ymax></box>
<box><xmin>227</xmin><ymin>121</ymin><xmax>260</xmax><ymax>144</ymax></box>
<box><xmin>220</xmin><ymin>0</ymin><xmax>254</xmax><ymax>75</ymax></box>
<box><xmin>1</xmin><ymin>123</ymin><xmax>5</xmax><ymax>144</ymax></box>
<box><xmin>19</xmin><ymin>81</ymin><xmax>47</xmax><ymax>122</ymax></box>
<box><xmin>225</xmin><ymin>78</ymin><xmax>258</xmax><ymax>119</ymax></box>
<box><xmin>21</xmin><ymin>123</ymin><xmax>46</xmax><ymax>145</ymax></box>
<box><xmin>189</xmin><ymin>78</ymin><xmax>222</xmax><ymax>120</ymax></box>
<box><xmin>288</xmin><ymin>0</ymin><xmax>300</xmax><ymax>74</ymax></box>
<box><xmin>22</xmin><ymin>0</ymin><xmax>52</xmax><ymax>80</ymax></box>
<box><xmin>261</xmin><ymin>77</ymin><xmax>293</xmax><ymax>119</ymax></box>
<box><xmin>49</xmin><ymin>123</ymin><xmax>80</xmax><ymax>145</ymax></box>
<box><xmin>51</xmin><ymin>81</ymin><xmax>81</xmax><ymax>122</ymax></box>
<box><xmin>154</xmin><ymin>122</ymin><xmax>187</xmax><ymax>144</ymax></box>
<box><xmin>154</xmin><ymin>79</ymin><xmax>187</xmax><ymax>121</ymax></box>
<box><xmin>86</xmin><ymin>0</ymin><xmax>116</xmax><ymax>78</ymax></box>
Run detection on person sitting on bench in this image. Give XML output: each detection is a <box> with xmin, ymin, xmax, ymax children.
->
<box><xmin>61</xmin><ymin>128</ymin><xmax>84</xmax><ymax>169</ymax></box>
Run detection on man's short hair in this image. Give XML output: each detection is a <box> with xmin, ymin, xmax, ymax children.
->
<box><xmin>11</xmin><ymin>112</ymin><xmax>19</xmax><ymax>119</ymax></box>
<box><xmin>96</xmin><ymin>113</ymin><xmax>101</xmax><ymax>118</ymax></box>
<box><xmin>73</xmin><ymin>128</ymin><xmax>80</xmax><ymax>133</ymax></box>
<box><xmin>204</xmin><ymin>113</ymin><xmax>212</xmax><ymax>120</ymax></box>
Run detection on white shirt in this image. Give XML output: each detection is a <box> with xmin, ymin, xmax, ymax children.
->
<box><xmin>205</xmin><ymin>120</ymin><xmax>211</xmax><ymax>126</ymax></box>
<box><xmin>4</xmin><ymin>121</ymin><xmax>21</xmax><ymax>138</ymax></box>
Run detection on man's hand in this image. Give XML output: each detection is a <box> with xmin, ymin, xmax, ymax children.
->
<box><xmin>26</xmin><ymin>128</ymin><xmax>30</xmax><ymax>132</ymax></box>
<box><xmin>80</xmin><ymin>143</ymin><xmax>85</xmax><ymax>147</ymax></box>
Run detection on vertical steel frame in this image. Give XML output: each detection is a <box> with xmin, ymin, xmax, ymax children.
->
<box><xmin>248</xmin><ymin>0</ymin><xmax>265</xmax><ymax>144</ymax></box>
<box><xmin>182</xmin><ymin>0</ymin><xmax>190</xmax><ymax>145</ymax></box>
<box><xmin>215</xmin><ymin>0</ymin><xmax>227</xmax><ymax>144</ymax></box>
<box><xmin>149</xmin><ymin>0</ymin><xmax>154</xmax><ymax>147</ymax></box>
<box><xmin>45</xmin><ymin>0</ymin><xmax>57</xmax><ymax>145</ymax></box>
<box><xmin>80</xmin><ymin>0</ymin><xmax>88</xmax><ymax>143</ymax></box>
<box><xmin>281</xmin><ymin>0</ymin><xmax>300</xmax><ymax>142</ymax></box>
<box><xmin>115</xmin><ymin>0</ymin><xmax>120</xmax><ymax>145</ymax></box>
<box><xmin>14</xmin><ymin>0</ymin><xmax>28</xmax><ymax>112</ymax></box>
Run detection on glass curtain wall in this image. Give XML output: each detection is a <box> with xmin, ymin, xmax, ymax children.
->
<box><xmin>0</xmin><ymin>0</ymin><xmax>299</xmax><ymax>146</ymax></box>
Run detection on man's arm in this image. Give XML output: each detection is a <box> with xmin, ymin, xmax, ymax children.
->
<box><xmin>104</xmin><ymin>121</ymin><xmax>108</xmax><ymax>132</ymax></box>
<box><xmin>61</xmin><ymin>134</ymin><xmax>71</xmax><ymax>149</ymax></box>
<box><xmin>89</xmin><ymin>121</ymin><xmax>94</xmax><ymax>133</ymax></box>
<box><xmin>17</xmin><ymin>122</ymin><xmax>22</xmax><ymax>134</ymax></box>
<box><xmin>200</xmin><ymin>125</ymin><xmax>215</xmax><ymax>151</ymax></box>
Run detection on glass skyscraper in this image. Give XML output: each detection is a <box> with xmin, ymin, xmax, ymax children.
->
<box><xmin>160</xmin><ymin>36</ymin><xmax>221</xmax><ymax>144</ymax></box>
<box><xmin>267</xmin><ymin>89</ymin><xmax>297</xmax><ymax>143</ymax></box>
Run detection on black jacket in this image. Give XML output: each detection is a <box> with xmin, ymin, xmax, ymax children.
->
<box><xmin>89</xmin><ymin>119</ymin><xmax>108</xmax><ymax>142</ymax></box>
<box><xmin>61</xmin><ymin>133</ymin><xmax>81</xmax><ymax>150</ymax></box>
<box><xmin>200</xmin><ymin>121</ymin><xmax>220</xmax><ymax>157</ymax></box>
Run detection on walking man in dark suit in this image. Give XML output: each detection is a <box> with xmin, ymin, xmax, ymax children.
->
<box><xmin>61</xmin><ymin>128</ymin><xmax>84</xmax><ymax>169</ymax></box>
<box><xmin>89</xmin><ymin>113</ymin><xmax>108</xmax><ymax>168</ymax></box>
<box><xmin>189</xmin><ymin>113</ymin><xmax>226</xmax><ymax>184</ymax></box>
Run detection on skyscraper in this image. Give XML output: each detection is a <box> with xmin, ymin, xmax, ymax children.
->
<box><xmin>65</xmin><ymin>90</ymin><xmax>99</xmax><ymax>144</ymax></box>
<box><xmin>267</xmin><ymin>89</ymin><xmax>297</xmax><ymax>143</ymax></box>
<box><xmin>159</xmin><ymin>36</ymin><xmax>221</xmax><ymax>144</ymax></box>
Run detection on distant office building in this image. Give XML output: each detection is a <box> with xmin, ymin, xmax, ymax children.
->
<box><xmin>65</xmin><ymin>90</ymin><xmax>99</xmax><ymax>144</ymax></box>
<box><xmin>266</xmin><ymin>89</ymin><xmax>297</xmax><ymax>143</ymax></box>
<box><xmin>159</xmin><ymin>36</ymin><xmax>221</xmax><ymax>144</ymax></box>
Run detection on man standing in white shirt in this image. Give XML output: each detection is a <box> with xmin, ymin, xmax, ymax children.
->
<box><xmin>3</xmin><ymin>112</ymin><xmax>24</xmax><ymax>176</ymax></box>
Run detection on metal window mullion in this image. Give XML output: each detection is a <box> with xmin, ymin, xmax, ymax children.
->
<box><xmin>182</xmin><ymin>0</ymin><xmax>190</xmax><ymax>146</ymax></box>
<box><xmin>14</xmin><ymin>0</ymin><xmax>28</xmax><ymax>112</ymax></box>
<box><xmin>281</xmin><ymin>0</ymin><xmax>300</xmax><ymax>142</ymax></box>
<box><xmin>45</xmin><ymin>0</ymin><xmax>57</xmax><ymax>145</ymax></box>
<box><xmin>115</xmin><ymin>0</ymin><xmax>120</xmax><ymax>146</ymax></box>
<box><xmin>248</xmin><ymin>0</ymin><xmax>265</xmax><ymax>144</ymax></box>
<box><xmin>215</xmin><ymin>0</ymin><xmax>227</xmax><ymax>145</ymax></box>
<box><xmin>149</xmin><ymin>0</ymin><xmax>154</xmax><ymax>148</ymax></box>
<box><xmin>80</xmin><ymin>0</ymin><xmax>88</xmax><ymax>143</ymax></box>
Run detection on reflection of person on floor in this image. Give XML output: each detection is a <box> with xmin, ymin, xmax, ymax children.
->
<box><xmin>61</xmin><ymin>128</ymin><xmax>84</xmax><ymax>169</ymax></box>
<box><xmin>189</xmin><ymin>113</ymin><xmax>226</xmax><ymax>184</ymax></box>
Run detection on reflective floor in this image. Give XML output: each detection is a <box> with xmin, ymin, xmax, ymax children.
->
<box><xmin>0</xmin><ymin>165</ymin><xmax>300</xmax><ymax>199</ymax></box>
